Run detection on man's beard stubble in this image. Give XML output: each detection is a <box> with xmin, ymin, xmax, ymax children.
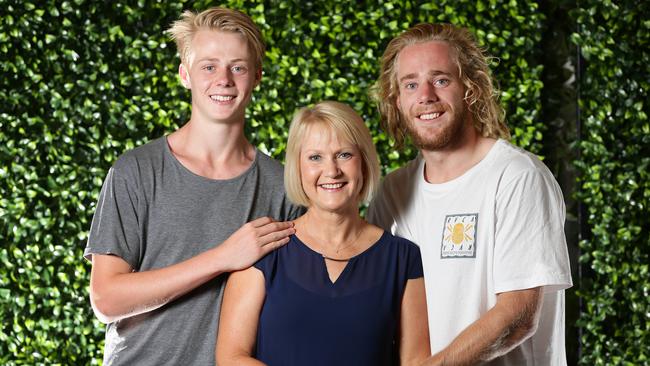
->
<box><xmin>404</xmin><ymin>106</ymin><xmax>468</xmax><ymax>151</ymax></box>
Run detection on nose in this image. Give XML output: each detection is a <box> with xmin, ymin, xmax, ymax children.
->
<box><xmin>213</xmin><ymin>67</ymin><xmax>234</xmax><ymax>87</ymax></box>
<box><xmin>324</xmin><ymin>158</ymin><xmax>342</xmax><ymax>178</ymax></box>
<box><xmin>417</xmin><ymin>81</ymin><xmax>438</xmax><ymax>104</ymax></box>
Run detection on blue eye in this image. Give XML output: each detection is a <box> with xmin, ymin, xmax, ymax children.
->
<box><xmin>404</xmin><ymin>82</ymin><xmax>417</xmax><ymax>90</ymax></box>
<box><xmin>434</xmin><ymin>79</ymin><xmax>450</xmax><ymax>87</ymax></box>
<box><xmin>232</xmin><ymin>65</ymin><xmax>245</xmax><ymax>73</ymax></box>
<box><xmin>308</xmin><ymin>154</ymin><xmax>321</xmax><ymax>161</ymax></box>
<box><xmin>338</xmin><ymin>152</ymin><xmax>352</xmax><ymax>159</ymax></box>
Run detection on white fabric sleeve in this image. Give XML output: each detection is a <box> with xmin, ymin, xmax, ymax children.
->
<box><xmin>493</xmin><ymin>168</ymin><xmax>573</xmax><ymax>294</ymax></box>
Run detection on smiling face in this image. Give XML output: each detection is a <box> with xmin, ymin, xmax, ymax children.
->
<box><xmin>299</xmin><ymin>123</ymin><xmax>364</xmax><ymax>215</ymax></box>
<box><xmin>180</xmin><ymin>29</ymin><xmax>260</xmax><ymax>125</ymax></box>
<box><xmin>395</xmin><ymin>41</ymin><xmax>470</xmax><ymax>151</ymax></box>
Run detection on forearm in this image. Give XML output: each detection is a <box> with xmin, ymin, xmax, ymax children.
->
<box><xmin>423</xmin><ymin>288</ymin><xmax>543</xmax><ymax>366</ymax></box>
<box><xmin>90</xmin><ymin>245</ymin><xmax>230</xmax><ymax>323</ymax></box>
<box><xmin>90</xmin><ymin>217</ymin><xmax>295</xmax><ymax>323</ymax></box>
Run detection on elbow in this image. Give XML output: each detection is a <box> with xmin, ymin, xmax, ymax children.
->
<box><xmin>514</xmin><ymin>293</ymin><xmax>544</xmax><ymax>343</ymax></box>
<box><xmin>502</xmin><ymin>307</ymin><xmax>541</xmax><ymax>351</ymax></box>
<box><xmin>486</xmin><ymin>302</ymin><xmax>542</xmax><ymax>361</ymax></box>
<box><xmin>91</xmin><ymin>303</ymin><xmax>115</xmax><ymax>324</ymax></box>
<box><xmin>518</xmin><ymin>312</ymin><xmax>540</xmax><ymax>341</ymax></box>
<box><xmin>89</xmin><ymin>285</ymin><xmax>122</xmax><ymax>324</ymax></box>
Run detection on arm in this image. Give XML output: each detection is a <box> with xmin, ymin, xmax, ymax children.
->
<box><xmin>423</xmin><ymin>287</ymin><xmax>543</xmax><ymax>366</ymax></box>
<box><xmin>89</xmin><ymin>216</ymin><xmax>294</xmax><ymax>323</ymax></box>
<box><xmin>216</xmin><ymin>267</ymin><xmax>267</xmax><ymax>365</ymax></box>
<box><xmin>400</xmin><ymin>278</ymin><xmax>431</xmax><ymax>366</ymax></box>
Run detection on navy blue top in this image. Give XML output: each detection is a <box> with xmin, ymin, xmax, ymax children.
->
<box><xmin>253</xmin><ymin>231</ymin><xmax>424</xmax><ymax>366</ymax></box>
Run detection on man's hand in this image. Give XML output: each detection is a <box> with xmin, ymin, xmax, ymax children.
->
<box><xmin>216</xmin><ymin>217</ymin><xmax>295</xmax><ymax>272</ymax></box>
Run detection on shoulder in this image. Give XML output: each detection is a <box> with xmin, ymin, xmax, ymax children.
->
<box><xmin>255</xmin><ymin>150</ymin><xmax>283</xmax><ymax>168</ymax></box>
<box><xmin>490</xmin><ymin>141</ymin><xmax>565</xmax><ymax>207</ymax></box>
<box><xmin>254</xmin><ymin>150</ymin><xmax>285</xmax><ymax>177</ymax></box>
<box><xmin>383</xmin><ymin>157</ymin><xmax>421</xmax><ymax>185</ymax></box>
<box><xmin>380</xmin><ymin>231</ymin><xmax>421</xmax><ymax>254</ymax></box>
<box><xmin>254</xmin><ymin>235</ymin><xmax>293</xmax><ymax>279</ymax></box>
<box><xmin>378</xmin><ymin>231</ymin><xmax>424</xmax><ymax>277</ymax></box>
<box><xmin>494</xmin><ymin>140</ymin><xmax>550</xmax><ymax>175</ymax></box>
<box><xmin>490</xmin><ymin>140</ymin><xmax>558</xmax><ymax>184</ymax></box>
<box><xmin>253</xmin><ymin>245</ymin><xmax>278</xmax><ymax>274</ymax></box>
<box><xmin>376</xmin><ymin>157</ymin><xmax>421</xmax><ymax>199</ymax></box>
<box><xmin>111</xmin><ymin>137</ymin><xmax>166</xmax><ymax>174</ymax></box>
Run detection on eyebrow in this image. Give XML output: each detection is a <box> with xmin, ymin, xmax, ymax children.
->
<box><xmin>195</xmin><ymin>57</ymin><xmax>250</xmax><ymax>64</ymax></box>
<box><xmin>398</xmin><ymin>70</ymin><xmax>452</xmax><ymax>83</ymax></box>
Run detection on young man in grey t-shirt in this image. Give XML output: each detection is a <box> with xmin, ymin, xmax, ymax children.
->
<box><xmin>85</xmin><ymin>7</ymin><xmax>303</xmax><ymax>365</ymax></box>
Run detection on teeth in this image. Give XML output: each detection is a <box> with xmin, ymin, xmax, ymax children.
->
<box><xmin>321</xmin><ymin>183</ymin><xmax>344</xmax><ymax>189</ymax></box>
<box><xmin>210</xmin><ymin>95</ymin><xmax>234</xmax><ymax>101</ymax></box>
<box><xmin>420</xmin><ymin>112</ymin><xmax>441</xmax><ymax>120</ymax></box>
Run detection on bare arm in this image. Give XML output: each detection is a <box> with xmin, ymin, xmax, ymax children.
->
<box><xmin>89</xmin><ymin>217</ymin><xmax>294</xmax><ymax>323</ymax></box>
<box><xmin>400</xmin><ymin>278</ymin><xmax>431</xmax><ymax>366</ymax></box>
<box><xmin>216</xmin><ymin>267</ymin><xmax>267</xmax><ymax>366</ymax></box>
<box><xmin>423</xmin><ymin>287</ymin><xmax>543</xmax><ymax>366</ymax></box>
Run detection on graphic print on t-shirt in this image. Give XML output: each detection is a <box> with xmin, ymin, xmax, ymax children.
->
<box><xmin>440</xmin><ymin>213</ymin><xmax>478</xmax><ymax>258</ymax></box>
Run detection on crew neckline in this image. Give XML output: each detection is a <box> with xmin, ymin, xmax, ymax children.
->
<box><xmin>418</xmin><ymin>138</ymin><xmax>505</xmax><ymax>192</ymax></box>
<box><xmin>162</xmin><ymin>135</ymin><xmax>259</xmax><ymax>183</ymax></box>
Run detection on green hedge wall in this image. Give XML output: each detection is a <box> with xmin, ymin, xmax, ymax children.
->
<box><xmin>572</xmin><ymin>0</ymin><xmax>650</xmax><ymax>364</ymax></box>
<box><xmin>3</xmin><ymin>0</ymin><xmax>642</xmax><ymax>364</ymax></box>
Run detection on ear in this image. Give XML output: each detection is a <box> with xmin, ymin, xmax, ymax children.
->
<box><xmin>178</xmin><ymin>64</ymin><xmax>191</xmax><ymax>89</ymax></box>
<box><xmin>254</xmin><ymin>67</ymin><xmax>262</xmax><ymax>88</ymax></box>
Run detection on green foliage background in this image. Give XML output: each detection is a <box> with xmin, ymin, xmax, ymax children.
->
<box><xmin>572</xmin><ymin>0</ymin><xmax>650</xmax><ymax>364</ymax></box>
<box><xmin>0</xmin><ymin>0</ymin><xmax>646</xmax><ymax>364</ymax></box>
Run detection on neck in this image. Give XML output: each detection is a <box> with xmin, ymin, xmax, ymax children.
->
<box><xmin>185</xmin><ymin>115</ymin><xmax>251</xmax><ymax>154</ymax></box>
<box><xmin>296</xmin><ymin>208</ymin><xmax>364</xmax><ymax>250</ymax></box>
<box><xmin>420</xmin><ymin>125</ymin><xmax>496</xmax><ymax>184</ymax></box>
<box><xmin>167</xmin><ymin>118</ymin><xmax>255</xmax><ymax>179</ymax></box>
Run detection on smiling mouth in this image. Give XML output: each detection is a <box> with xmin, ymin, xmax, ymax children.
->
<box><xmin>418</xmin><ymin>112</ymin><xmax>443</xmax><ymax>120</ymax></box>
<box><xmin>320</xmin><ymin>183</ymin><xmax>346</xmax><ymax>189</ymax></box>
<box><xmin>210</xmin><ymin>95</ymin><xmax>235</xmax><ymax>102</ymax></box>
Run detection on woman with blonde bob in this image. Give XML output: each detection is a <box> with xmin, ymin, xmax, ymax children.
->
<box><xmin>216</xmin><ymin>101</ymin><xmax>430</xmax><ymax>365</ymax></box>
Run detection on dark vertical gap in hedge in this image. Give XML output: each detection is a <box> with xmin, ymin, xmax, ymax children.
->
<box><xmin>574</xmin><ymin>3</ymin><xmax>585</xmax><ymax>361</ymax></box>
<box><xmin>539</xmin><ymin>0</ymin><xmax>580</xmax><ymax>363</ymax></box>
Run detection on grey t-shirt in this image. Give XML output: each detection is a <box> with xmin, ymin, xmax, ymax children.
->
<box><xmin>85</xmin><ymin>136</ymin><xmax>303</xmax><ymax>365</ymax></box>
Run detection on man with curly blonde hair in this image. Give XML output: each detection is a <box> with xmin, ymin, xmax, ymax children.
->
<box><xmin>85</xmin><ymin>7</ymin><xmax>302</xmax><ymax>365</ymax></box>
<box><xmin>368</xmin><ymin>23</ymin><xmax>572</xmax><ymax>365</ymax></box>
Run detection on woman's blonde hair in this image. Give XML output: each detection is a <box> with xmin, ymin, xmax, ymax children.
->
<box><xmin>284</xmin><ymin>101</ymin><xmax>381</xmax><ymax>207</ymax></box>
<box><xmin>166</xmin><ymin>7</ymin><xmax>265</xmax><ymax>71</ymax></box>
<box><xmin>372</xmin><ymin>23</ymin><xmax>510</xmax><ymax>148</ymax></box>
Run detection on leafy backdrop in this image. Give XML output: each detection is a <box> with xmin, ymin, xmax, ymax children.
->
<box><xmin>0</xmin><ymin>0</ymin><xmax>647</xmax><ymax>364</ymax></box>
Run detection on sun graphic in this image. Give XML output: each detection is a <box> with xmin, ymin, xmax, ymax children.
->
<box><xmin>445</xmin><ymin>223</ymin><xmax>473</xmax><ymax>245</ymax></box>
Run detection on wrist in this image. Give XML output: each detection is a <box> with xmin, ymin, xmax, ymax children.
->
<box><xmin>206</xmin><ymin>245</ymin><xmax>233</xmax><ymax>275</ymax></box>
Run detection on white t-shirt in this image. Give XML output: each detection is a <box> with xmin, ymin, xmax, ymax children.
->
<box><xmin>368</xmin><ymin>139</ymin><xmax>572</xmax><ymax>366</ymax></box>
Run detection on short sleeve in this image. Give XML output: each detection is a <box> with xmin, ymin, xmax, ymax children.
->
<box><xmin>494</xmin><ymin>169</ymin><xmax>572</xmax><ymax>293</ymax></box>
<box><xmin>405</xmin><ymin>240</ymin><xmax>424</xmax><ymax>279</ymax></box>
<box><xmin>84</xmin><ymin>163</ymin><xmax>142</xmax><ymax>269</ymax></box>
<box><xmin>253</xmin><ymin>249</ymin><xmax>279</xmax><ymax>288</ymax></box>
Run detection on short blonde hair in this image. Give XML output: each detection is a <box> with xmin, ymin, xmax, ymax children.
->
<box><xmin>372</xmin><ymin>23</ymin><xmax>510</xmax><ymax>148</ymax></box>
<box><xmin>166</xmin><ymin>7</ymin><xmax>265</xmax><ymax>70</ymax></box>
<box><xmin>284</xmin><ymin>101</ymin><xmax>381</xmax><ymax>207</ymax></box>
